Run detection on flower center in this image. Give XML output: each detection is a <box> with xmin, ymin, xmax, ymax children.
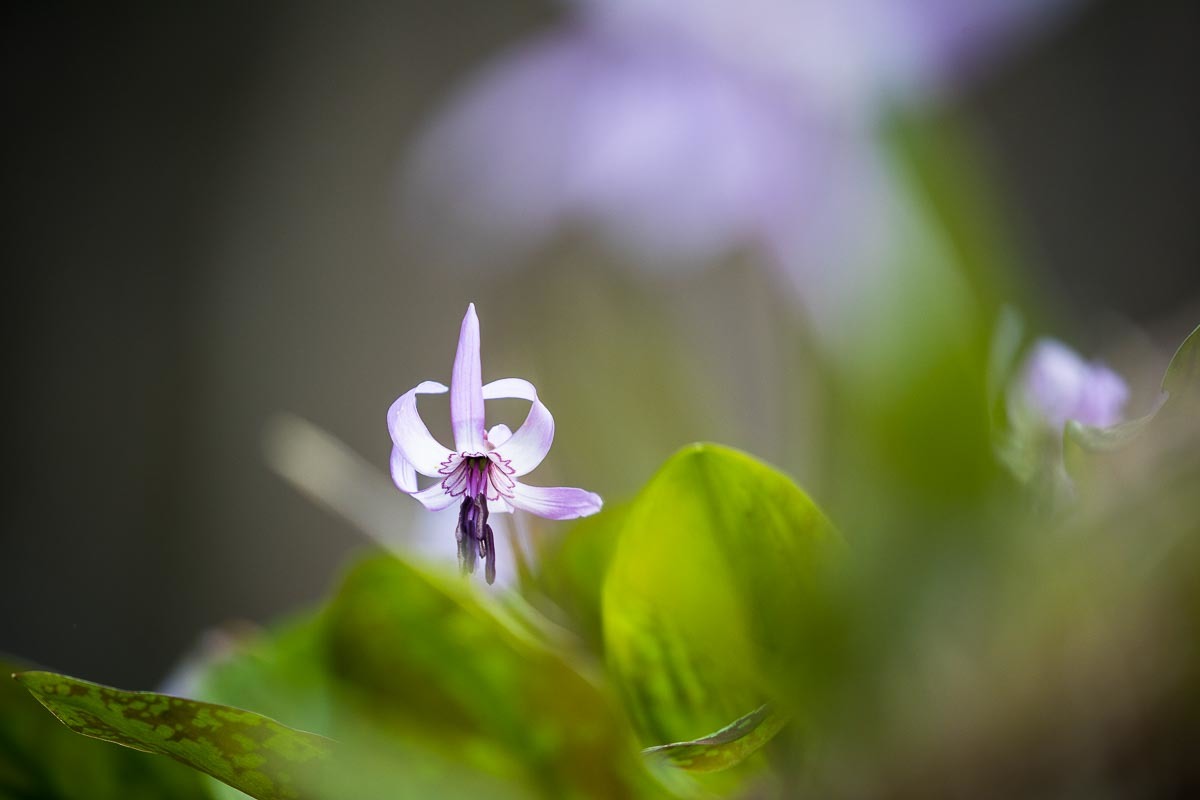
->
<box><xmin>438</xmin><ymin>452</ymin><xmax>516</xmax><ymax>501</ymax></box>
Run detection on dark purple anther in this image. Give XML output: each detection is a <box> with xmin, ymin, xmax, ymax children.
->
<box><xmin>483</xmin><ymin>523</ymin><xmax>496</xmax><ymax>585</ymax></box>
<box><xmin>455</xmin><ymin>493</ymin><xmax>495</xmax><ymax>583</ymax></box>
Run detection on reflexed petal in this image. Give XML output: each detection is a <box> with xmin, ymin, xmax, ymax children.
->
<box><xmin>411</xmin><ymin>481</ymin><xmax>460</xmax><ymax>512</ymax></box>
<box><xmin>509</xmin><ymin>483</ymin><xmax>603</xmax><ymax>520</ymax></box>
<box><xmin>451</xmin><ymin>304</ymin><xmax>487</xmax><ymax>453</ymax></box>
<box><xmin>389</xmin><ymin>446</ymin><xmax>418</xmax><ymax>492</ymax></box>
<box><xmin>387</xmin><ymin>380</ymin><xmax>453</xmax><ymax>476</ymax></box>
<box><xmin>484</xmin><ymin>378</ymin><xmax>555</xmax><ymax>476</ymax></box>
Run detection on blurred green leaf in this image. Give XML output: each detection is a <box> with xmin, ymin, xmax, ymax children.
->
<box><xmin>1064</xmin><ymin>324</ymin><xmax>1197</xmax><ymax>474</ymax></box>
<box><xmin>531</xmin><ymin>503</ymin><xmax>629</xmax><ymax>653</ymax></box>
<box><xmin>14</xmin><ymin>671</ymin><xmax>332</xmax><ymax>800</ymax></box>
<box><xmin>602</xmin><ymin>444</ymin><xmax>842</xmax><ymax>747</ymax></box>
<box><xmin>323</xmin><ymin>555</ymin><xmax>656</xmax><ymax>799</ymax></box>
<box><xmin>642</xmin><ymin>704</ymin><xmax>788</xmax><ymax>774</ymax></box>
<box><xmin>0</xmin><ymin>660</ymin><xmax>208</xmax><ymax>800</ymax></box>
<box><xmin>195</xmin><ymin>616</ymin><xmax>334</xmax><ymax>741</ymax></box>
<box><xmin>1163</xmin><ymin>323</ymin><xmax>1199</xmax><ymax>406</ymax></box>
<box><xmin>189</xmin><ymin>610</ymin><xmax>519</xmax><ymax>800</ymax></box>
<box><xmin>189</xmin><ymin>616</ymin><xmax>337</xmax><ymax>800</ymax></box>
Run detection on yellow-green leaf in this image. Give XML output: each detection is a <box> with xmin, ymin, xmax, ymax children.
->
<box><xmin>323</xmin><ymin>555</ymin><xmax>657</xmax><ymax>798</ymax></box>
<box><xmin>602</xmin><ymin>444</ymin><xmax>842</xmax><ymax>747</ymax></box>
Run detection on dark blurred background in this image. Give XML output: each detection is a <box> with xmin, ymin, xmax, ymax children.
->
<box><xmin>2</xmin><ymin>0</ymin><xmax>1197</xmax><ymax>688</ymax></box>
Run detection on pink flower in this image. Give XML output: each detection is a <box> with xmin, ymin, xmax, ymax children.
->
<box><xmin>387</xmin><ymin>304</ymin><xmax>602</xmax><ymax>583</ymax></box>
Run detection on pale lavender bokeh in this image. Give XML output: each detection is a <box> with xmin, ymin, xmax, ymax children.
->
<box><xmin>1018</xmin><ymin>338</ymin><xmax>1129</xmax><ymax>430</ymax></box>
<box><xmin>403</xmin><ymin>0</ymin><xmax>1081</xmax><ymax>320</ymax></box>
<box><xmin>571</xmin><ymin>0</ymin><xmax>1082</xmax><ymax>109</ymax></box>
<box><xmin>406</xmin><ymin>30</ymin><xmax>830</xmax><ymax>273</ymax></box>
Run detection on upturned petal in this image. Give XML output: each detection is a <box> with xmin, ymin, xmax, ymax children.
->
<box><xmin>509</xmin><ymin>483</ymin><xmax>603</xmax><ymax>520</ymax></box>
<box><xmin>387</xmin><ymin>380</ymin><xmax>453</xmax><ymax>476</ymax></box>
<box><xmin>451</xmin><ymin>304</ymin><xmax>487</xmax><ymax>453</ymax></box>
<box><xmin>484</xmin><ymin>378</ymin><xmax>555</xmax><ymax>476</ymax></box>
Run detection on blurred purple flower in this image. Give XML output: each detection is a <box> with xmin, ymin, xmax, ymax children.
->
<box><xmin>403</xmin><ymin>1</ymin><xmax>1079</xmax><ymax>319</ymax></box>
<box><xmin>387</xmin><ymin>303</ymin><xmax>602</xmax><ymax>583</ymax></box>
<box><xmin>406</xmin><ymin>30</ymin><xmax>829</xmax><ymax>272</ymax></box>
<box><xmin>571</xmin><ymin>0</ymin><xmax>1081</xmax><ymax>109</ymax></box>
<box><xmin>1016</xmin><ymin>338</ymin><xmax>1129</xmax><ymax>430</ymax></box>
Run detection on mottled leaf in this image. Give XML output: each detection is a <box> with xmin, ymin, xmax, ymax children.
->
<box><xmin>0</xmin><ymin>659</ymin><xmax>208</xmax><ymax>800</ymax></box>
<box><xmin>643</xmin><ymin>704</ymin><xmax>788</xmax><ymax>773</ymax></box>
<box><xmin>14</xmin><ymin>671</ymin><xmax>333</xmax><ymax>800</ymax></box>
<box><xmin>602</xmin><ymin>444</ymin><xmax>842</xmax><ymax>748</ymax></box>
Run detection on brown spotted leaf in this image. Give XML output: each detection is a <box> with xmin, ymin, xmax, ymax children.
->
<box><xmin>14</xmin><ymin>671</ymin><xmax>333</xmax><ymax>800</ymax></box>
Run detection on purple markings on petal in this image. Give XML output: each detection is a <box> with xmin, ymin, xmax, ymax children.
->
<box><xmin>1019</xmin><ymin>338</ymin><xmax>1129</xmax><ymax>429</ymax></box>
<box><xmin>450</xmin><ymin>304</ymin><xmax>487</xmax><ymax>453</ymax></box>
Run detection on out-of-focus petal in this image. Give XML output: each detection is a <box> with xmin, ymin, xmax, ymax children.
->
<box><xmin>390</xmin><ymin>446</ymin><xmax>418</xmax><ymax>493</ymax></box>
<box><xmin>387</xmin><ymin>380</ymin><xmax>452</xmax><ymax>476</ymax></box>
<box><xmin>509</xmin><ymin>483</ymin><xmax>603</xmax><ymax>520</ymax></box>
<box><xmin>1075</xmin><ymin>365</ymin><xmax>1129</xmax><ymax>428</ymax></box>
<box><xmin>888</xmin><ymin>0</ymin><xmax>1085</xmax><ymax>98</ymax></box>
<box><xmin>484</xmin><ymin>378</ymin><xmax>555</xmax><ymax>476</ymax></box>
<box><xmin>1018</xmin><ymin>338</ymin><xmax>1129</xmax><ymax>429</ymax></box>
<box><xmin>450</xmin><ymin>304</ymin><xmax>486</xmax><ymax>453</ymax></box>
<box><xmin>572</xmin><ymin>0</ymin><xmax>1083</xmax><ymax>107</ymax></box>
<box><xmin>411</xmin><ymin>482</ymin><xmax>461</xmax><ymax>512</ymax></box>
<box><xmin>404</xmin><ymin>29</ymin><xmax>819</xmax><ymax>273</ymax></box>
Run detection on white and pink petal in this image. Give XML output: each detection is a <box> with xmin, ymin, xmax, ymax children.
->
<box><xmin>508</xmin><ymin>483</ymin><xmax>603</xmax><ymax>520</ymax></box>
<box><xmin>450</xmin><ymin>304</ymin><xmax>487</xmax><ymax>453</ymax></box>
<box><xmin>484</xmin><ymin>378</ymin><xmax>555</xmax><ymax>476</ymax></box>
<box><xmin>387</xmin><ymin>381</ymin><xmax>453</xmax><ymax>476</ymax></box>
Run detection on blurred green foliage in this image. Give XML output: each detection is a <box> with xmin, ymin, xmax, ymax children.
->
<box><xmin>8</xmin><ymin>103</ymin><xmax>1199</xmax><ymax>800</ymax></box>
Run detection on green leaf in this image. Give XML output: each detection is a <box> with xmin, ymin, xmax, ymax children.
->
<box><xmin>187</xmin><ymin>610</ymin><xmax>520</xmax><ymax>800</ymax></box>
<box><xmin>531</xmin><ymin>502</ymin><xmax>629</xmax><ymax>654</ymax></box>
<box><xmin>642</xmin><ymin>704</ymin><xmax>788</xmax><ymax>773</ymax></box>
<box><xmin>14</xmin><ymin>671</ymin><xmax>333</xmax><ymax>800</ymax></box>
<box><xmin>322</xmin><ymin>554</ymin><xmax>657</xmax><ymax>798</ymax></box>
<box><xmin>1162</xmin><ymin>323</ymin><xmax>1199</xmax><ymax>406</ymax></box>
<box><xmin>1064</xmin><ymin>324</ymin><xmax>1197</xmax><ymax>468</ymax></box>
<box><xmin>602</xmin><ymin>444</ymin><xmax>842</xmax><ymax>748</ymax></box>
<box><xmin>0</xmin><ymin>659</ymin><xmax>208</xmax><ymax>800</ymax></box>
